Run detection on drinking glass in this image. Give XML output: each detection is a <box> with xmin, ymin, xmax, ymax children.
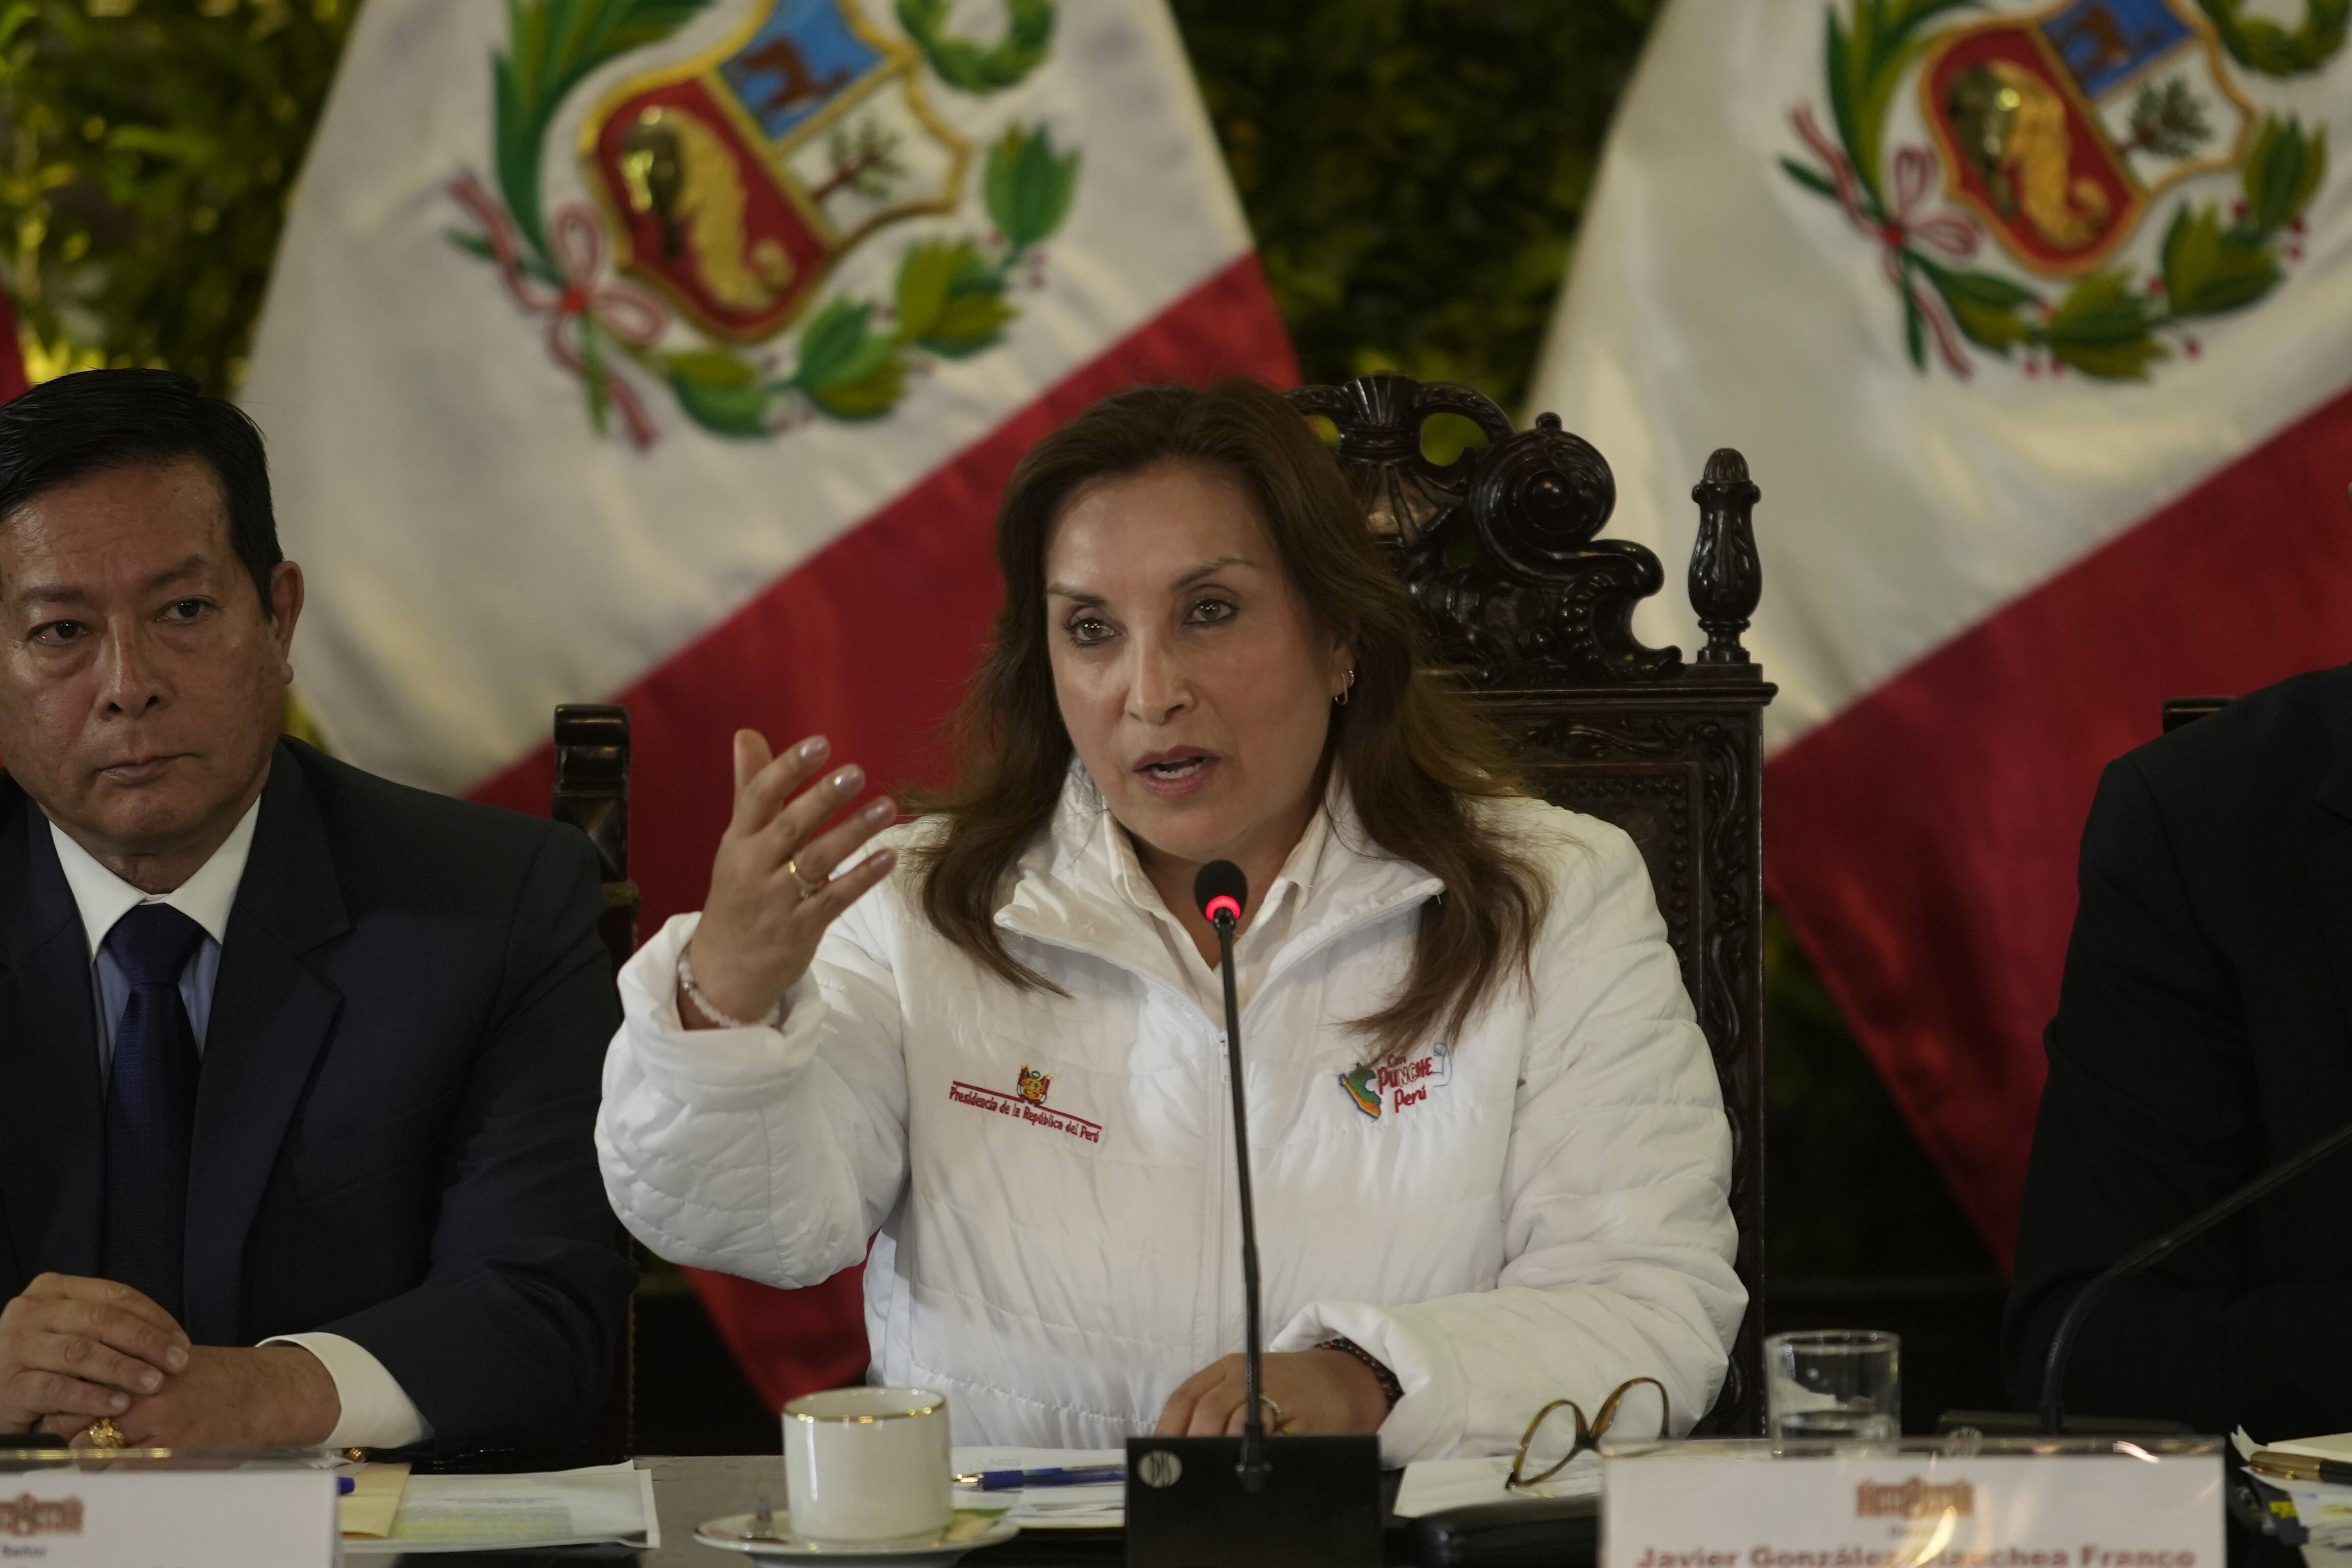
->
<box><xmin>1765</xmin><ymin>1329</ymin><xmax>1900</xmax><ymax>1441</ymax></box>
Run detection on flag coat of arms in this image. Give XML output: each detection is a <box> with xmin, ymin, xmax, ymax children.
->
<box><xmin>1527</xmin><ymin>0</ymin><xmax>2351</xmax><ymax>1260</ymax></box>
<box><xmin>241</xmin><ymin>0</ymin><xmax>1293</xmax><ymax>1402</ymax></box>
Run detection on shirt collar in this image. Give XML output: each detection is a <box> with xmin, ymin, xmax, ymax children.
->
<box><xmin>1090</xmin><ymin>772</ymin><xmax>1334</xmax><ymax>928</ymax></box>
<box><xmin>1261</xmin><ymin>789</ymin><xmax>1332</xmax><ymax>918</ymax></box>
<box><xmin>991</xmin><ymin>765</ymin><xmax>1442</xmax><ymax>1008</ymax></box>
<box><xmin>47</xmin><ymin>795</ymin><xmax>262</xmax><ymax>959</ymax></box>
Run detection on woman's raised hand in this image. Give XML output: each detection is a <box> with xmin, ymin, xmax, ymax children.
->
<box><xmin>677</xmin><ymin>731</ymin><xmax>898</xmax><ymax>1030</ymax></box>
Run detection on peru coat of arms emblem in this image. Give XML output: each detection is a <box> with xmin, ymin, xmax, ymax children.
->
<box><xmin>1782</xmin><ymin>0</ymin><xmax>2340</xmax><ymax>380</ymax></box>
<box><xmin>449</xmin><ymin>0</ymin><xmax>1072</xmax><ymax>445</ymax></box>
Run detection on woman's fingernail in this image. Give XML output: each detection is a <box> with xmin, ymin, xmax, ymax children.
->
<box><xmin>830</xmin><ymin>767</ymin><xmax>862</xmax><ymax>790</ymax></box>
<box><xmin>865</xmin><ymin>800</ymin><xmax>892</xmax><ymax>821</ymax></box>
<box><xmin>166</xmin><ymin>1346</ymin><xmax>187</xmax><ymax>1370</ymax></box>
<box><xmin>110</xmin><ymin>1393</ymin><xmax>128</xmax><ymax>1410</ymax></box>
<box><xmin>800</xmin><ymin>737</ymin><xmax>829</xmax><ymax>761</ymax></box>
<box><xmin>139</xmin><ymin>1370</ymin><xmax>160</xmax><ymax>1392</ymax></box>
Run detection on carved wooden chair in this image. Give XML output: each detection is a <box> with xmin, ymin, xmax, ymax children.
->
<box><xmin>552</xmin><ymin>704</ymin><xmax>643</xmax><ymax>1459</ymax></box>
<box><xmin>1290</xmin><ymin>372</ymin><xmax>1773</xmax><ymax>1434</ymax></box>
<box><xmin>2162</xmin><ymin>696</ymin><xmax>2230</xmax><ymax>732</ymax></box>
<box><xmin>553</xmin><ymin>704</ymin><xmax>643</xmax><ymax>977</ymax></box>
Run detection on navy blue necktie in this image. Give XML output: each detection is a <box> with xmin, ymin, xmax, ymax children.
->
<box><xmin>99</xmin><ymin>903</ymin><xmax>208</xmax><ymax>1318</ymax></box>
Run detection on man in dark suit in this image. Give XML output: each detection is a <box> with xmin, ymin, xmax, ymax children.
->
<box><xmin>0</xmin><ymin>369</ymin><xmax>629</xmax><ymax>1453</ymax></box>
<box><xmin>2006</xmin><ymin>663</ymin><xmax>2352</xmax><ymax>1438</ymax></box>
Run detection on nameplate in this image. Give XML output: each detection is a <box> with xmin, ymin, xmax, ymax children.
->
<box><xmin>0</xmin><ymin>1467</ymin><xmax>337</xmax><ymax>1566</ymax></box>
<box><xmin>1604</xmin><ymin>1442</ymin><xmax>2223</xmax><ymax>1568</ymax></box>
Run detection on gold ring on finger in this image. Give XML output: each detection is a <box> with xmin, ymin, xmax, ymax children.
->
<box><xmin>85</xmin><ymin>1418</ymin><xmax>126</xmax><ymax>1449</ymax></box>
<box><xmin>786</xmin><ymin>857</ymin><xmax>823</xmax><ymax>900</ymax></box>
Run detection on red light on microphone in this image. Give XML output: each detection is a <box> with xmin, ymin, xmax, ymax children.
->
<box><xmin>1194</xmin><ymin>861</ymin><xmax>1248</xmax><ymax>930</ymax></box>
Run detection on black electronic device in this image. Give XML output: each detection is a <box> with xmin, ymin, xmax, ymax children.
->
<box><xmin>1124</xmin><ymin>1432</ymin><xmax>1384</xmax><ymax>1568</ymax></box>
<box><xmin>1121</xmin><ymin>862</ymin><xmax>1383</xmax><ymax>1568</ymax></box>
<box><xmin>2038</xmin><ymin>1113</ymin><xmax>2352</xmax><ymax>1432</ymax></box>
<box><xmin>1414</xmin><ymin>1492</ymin><xmax>1600</xmax><ymax>1568</ymax></box>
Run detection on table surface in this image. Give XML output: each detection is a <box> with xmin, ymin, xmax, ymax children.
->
<box><xmin>378</xmin><ymin>1455</ymin><xmax>1126</xmax><ymax>1566</ymax></box>
<box><xmin>374</xmin><ymin>1455</ymin><xmax>1468</xmax><ymax>1566</ymax></box>
<box><xmin>352</xmin><ymin>1450</ymin><xmax>2283</xmax><ymax>1568</ymax></box>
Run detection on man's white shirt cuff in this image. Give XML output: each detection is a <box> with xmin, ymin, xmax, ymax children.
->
<box><xmin>263</xmin><ymin>1332</ymin><xmax>432</xmax><ymax>1450</ymax></box>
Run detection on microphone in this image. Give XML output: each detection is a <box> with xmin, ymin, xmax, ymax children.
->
<box><xmin>1192</xmin><ymin>860</ymin><xmax>1269</xmax><ymax>1489</ymax></box>
<box><xmin>1196</xmin><ymin>860</ymin><xmax>1247</xmax><ymax>932</ymax></box>
<box><xmin>1119</xmin><ymin>864</ymin><xmax>1381</xmax><ymax>1568</ymax></box>
<box><xmin>2038</xmin><ymin>1113</ymin><xmax>2352</xmax><ymax>1433</ymax></box>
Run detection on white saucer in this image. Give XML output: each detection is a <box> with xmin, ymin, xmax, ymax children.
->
<box><xmin>695</xmin><ymin>1510</ymin><xmax>1019</xmax><ymax>1562</ymax></box>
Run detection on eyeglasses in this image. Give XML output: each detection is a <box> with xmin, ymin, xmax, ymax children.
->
<box><xmin>1505</xmin><ymin>1377</ymin><xmax>1671</xmax><ymax>1491</ymax></box>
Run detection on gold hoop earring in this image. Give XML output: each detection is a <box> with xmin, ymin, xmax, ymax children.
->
<box><xmin>1335</xmin><ymin>668</ymin><xmax>1355</xmax><ymax>707</ymax></box>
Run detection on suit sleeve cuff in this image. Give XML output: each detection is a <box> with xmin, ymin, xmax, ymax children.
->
<box><xmin>263</xmin><ymin>1332</ymin><xmax>433</xmax><ymax>1450</ymax></box>
<box><xmin>1272</xmin><ymin>1300</ymin><xmax>1465</xmax><ymax>1466</ymax></box>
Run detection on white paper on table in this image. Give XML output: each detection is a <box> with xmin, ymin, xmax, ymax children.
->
<box><xmin>1391</xmin><ymin>1453</ymin><xmax>1601</xmax><ymax>1518</ymax></box>
<box><xmin>952</xmin><ymin>1447</ymin><xmax>1126</xmax><ymax>1529</ymax></box>
<box><xmin>2285</xmin><ymin>1482</ymin><xmax>2352</xmax><ymax>1550</ymax></box>
<box><xmin>340</xmin><ymin>1462</ymin><xmax>659</xmax><ymax>1554</ymax></box>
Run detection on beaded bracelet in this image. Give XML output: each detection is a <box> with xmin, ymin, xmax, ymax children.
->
<box><xmin>678</xmin><ymin>948</ymin><xmax>784</xmax><ymax>1030</ymax></box>
<box><xmin>1318</xmin><ymin>1336</ymin><xmax>1404</xmax><ymax>1409</ymax></box>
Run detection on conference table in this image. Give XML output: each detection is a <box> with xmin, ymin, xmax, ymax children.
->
<box><xmin>368</xmin><ymin>1446</ymin><xmax>2303</xmax><ymax>1568</ymax></box>
<box><xmin>380</xmin><ymin>1454</ymin><xmax>1419</xmax><ymax>1565</ymax></box>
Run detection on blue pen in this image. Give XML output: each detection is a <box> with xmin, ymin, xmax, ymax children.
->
<box><xmin>954</xmin><ymin>1464</ymin><xmax>1124</xmax><ymax>1492</ymax></box>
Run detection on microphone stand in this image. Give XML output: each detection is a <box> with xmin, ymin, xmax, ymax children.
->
<box><xmin>2039</xmin><ymin>1116</ymin><xmax>2352</xmax><ymax>1433</ymax></box>
<box><xmin>1124</xmin><ymin>858</ymin><xmax>1381</xmax><ymax>1568</ymax></box>
<box><xmin>1209</xmin><ymin>901</ymin><xmax>1272</xmax><ymax>1492</ymax></box>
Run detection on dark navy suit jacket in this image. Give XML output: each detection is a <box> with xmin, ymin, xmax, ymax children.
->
<box><xmin>2006</xmin><ymin>664</ymin><xmax>2352</xmax><ymax>1436</ymax></box>
<box><xmin>0</xmin><ymin>739</ymin><xmax>631</xmax><ymax>1453</ymax></box>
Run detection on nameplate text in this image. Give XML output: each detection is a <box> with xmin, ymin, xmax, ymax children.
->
<box><xmin>0</xmin><ymin>1468</ymin><xmax>336</xmax><ymax>1566</ymax></box>
<box><xmin>1605</xmin><ymin>1448</ymin><xmax>2222</xmax><ymax>1568</ymax></box>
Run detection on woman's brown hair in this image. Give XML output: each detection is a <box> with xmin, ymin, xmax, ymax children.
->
<box><xmin>911</xmin><ymin>377</ymin><xmax>1551</xmax><ymax>1064</ymax></box>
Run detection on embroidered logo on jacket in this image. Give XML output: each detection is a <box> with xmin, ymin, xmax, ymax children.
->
<box><xmin>1339</xmin><ymin>1043</ymin><xmax>1453</xmax><ymax>1120</ymax></box>
<box><xmin>950</xmin><ymin>1071</ymin><xmax>1099</xmax><ymax>1143</ymax></box>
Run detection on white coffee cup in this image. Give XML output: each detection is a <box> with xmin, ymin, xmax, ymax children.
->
<box><xmin>782</xmin><ymin>1386</ymin><xmax>952</xmax><ymax>1544</ymax></box>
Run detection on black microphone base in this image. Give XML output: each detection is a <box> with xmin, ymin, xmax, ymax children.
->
<box><xmin>1124</xmin><ymin>1433</ymin><xmax>1382</xmax><ymax>1567</ymax></box>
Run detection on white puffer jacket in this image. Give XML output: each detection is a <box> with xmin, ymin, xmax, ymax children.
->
<box><xmin>596</xmin><ymin>774</ymin><xmax>1743</xmax><ymax>1464</ymax></box>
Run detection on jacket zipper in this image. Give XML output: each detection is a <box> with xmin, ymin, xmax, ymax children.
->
<box><xmin>1000</xmin><ymin>884</ymin><xmax>1439</xmax><ymax>1368</ymax></box>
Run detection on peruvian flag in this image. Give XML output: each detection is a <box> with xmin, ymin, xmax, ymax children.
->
<box><xmin>1528</xmin><ymin>0</ymin><xmax>2352</xmax><ymax>1263</ymax></box>
<box><xmin>240</xmin><ymin>0</ymin><xmax>1292</xmax><ymax>1405</ymax></box>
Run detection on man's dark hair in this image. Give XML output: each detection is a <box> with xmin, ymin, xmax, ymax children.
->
<box><xmin>0</xmin><ymin>368</ymin><xmax>283</xmax><ymax>614</ymax></box>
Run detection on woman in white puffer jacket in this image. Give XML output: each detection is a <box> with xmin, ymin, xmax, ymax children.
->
<box><xmin>596</xmin><ymin>380</ymin><xmax>1744</xmax><ymax>1464</ymax></box>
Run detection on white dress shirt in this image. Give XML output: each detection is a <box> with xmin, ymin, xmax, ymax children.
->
<box><xmin>50</xmin><ymin>803</ymin><xmax>432</xmax><ymax>1450</ymax></box>
<box><xmin>1114</xmin><ymin>793</ymin><xmax>1330</xmax><ymax>1022</ymax></box>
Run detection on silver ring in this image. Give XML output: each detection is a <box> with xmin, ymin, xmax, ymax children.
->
<box><xmin>1258</xmin><ymin>1394</ymin><xmax>1287</xmax><ymax>1430</ymax></box>
<box><xmin>786</xmin><ymin>857</ymin><xmax>822</xmax><ymax>900</ymax></box>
